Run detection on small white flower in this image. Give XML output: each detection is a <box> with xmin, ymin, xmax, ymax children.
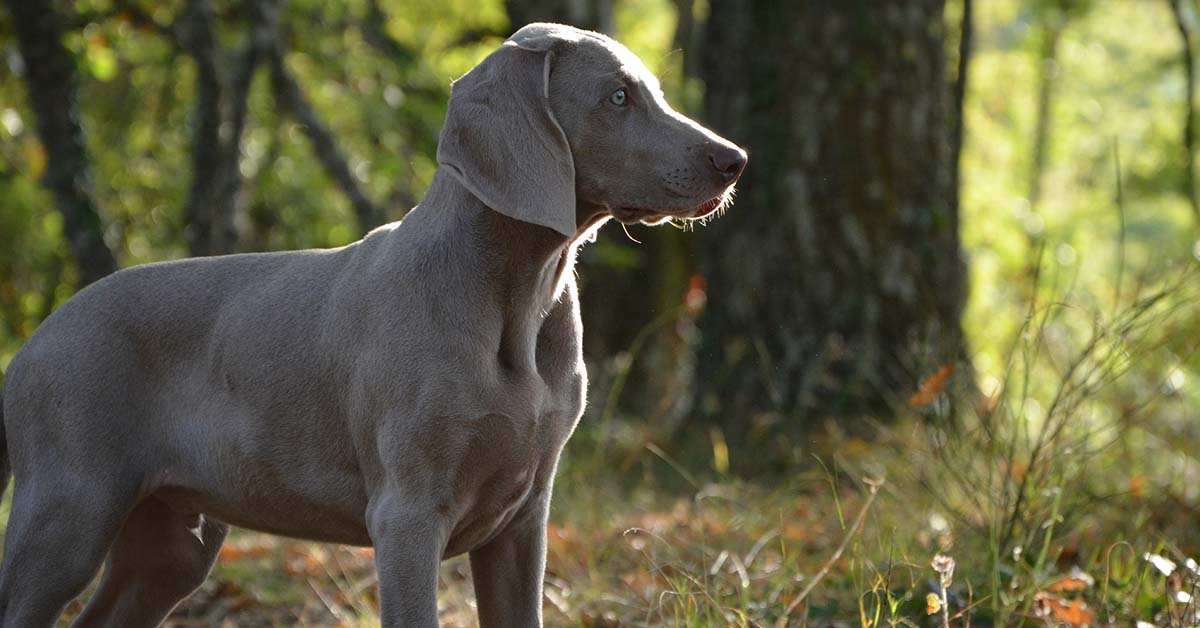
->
<box><xmin>932</xmin><ymin>554</ymin><xmax>956</xmax><ymax>588</ymax></box>
<box><xmin>1144</xmin><ymin>552</ymin><xmax>1177</xmax><ymax>576</ymax></box>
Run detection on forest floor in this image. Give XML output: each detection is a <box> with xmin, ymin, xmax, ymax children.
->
<box><xmin>17</xmin><ymin>416</ymin><xmax>1197</xmax><ymax>627</ymax></box>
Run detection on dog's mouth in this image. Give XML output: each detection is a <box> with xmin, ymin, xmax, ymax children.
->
<box><xmin>685</xmin><ymin>194</ymin><xmax>729</xmax><ymax>219</ymax></box>
<box><xmin>612</xmin><ymin>188</ymin><xmax>735</xmax><ymax>225</ymax></box>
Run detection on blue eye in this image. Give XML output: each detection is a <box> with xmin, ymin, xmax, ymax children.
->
<box><xmin>609</xmin><ymin>88</ymin><xmax>628</xmax><ymax>106</ymax></box>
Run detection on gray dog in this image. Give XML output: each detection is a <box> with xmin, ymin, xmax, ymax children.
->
<box><xmin>0</xmin><ymin>22</ymin><xmax>745</xmax><ymax>627</ymax></box>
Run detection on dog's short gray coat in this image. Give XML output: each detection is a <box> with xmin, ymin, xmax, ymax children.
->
<box><xmin>0</xmin><ymin>22</ymin><xmax>745</xmax><ymax>628</ymax></box>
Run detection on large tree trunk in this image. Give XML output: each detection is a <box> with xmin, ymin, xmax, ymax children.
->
<box><xmin>6</xmin><ymin>0</ymin><xmax>118</xmax><ymax>286</ymax></box>
<box><xmin>504</xmin><ymin>0</ymin><xmax>613</xmax><ymax>33</ymax></box>
<box><xmin>697</xmin><ymin>1</ymin><xmax>967</xmax><ymax>426</ymax></box>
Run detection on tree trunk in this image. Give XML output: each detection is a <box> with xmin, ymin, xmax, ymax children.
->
<box><xmin>179</xmin><ymin>0</ymin><xmax>224</xmax><ymax>257</ymax></box>
<box><xmin>504</xmin><ymin>0</ymin><xmax>613</xmax><ymax>33</ymax></box>
<box><xmin>6</xmin><ymin>0</ymin><xmax>118</xmax><ymax>286</ymax></box>
<box><xmin>697</xmin><ymin>0</ymin><xmax>967</xmax><ymax>426</ymax></box>
<box><xmin>950</xmin><ymin>0</ymin><xmax>973</xmax><ymax>217</ymax></box>
<box><xmin>1028</xmin><ymin>17</ymin><xmax>1062</xmax><ymax>215</ymax></box>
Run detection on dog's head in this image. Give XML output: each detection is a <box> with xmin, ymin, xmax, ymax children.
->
<box><xmin>438</xmin><ymin>22</ymin><xmax>747</xmax><ymax>237</ymax></box>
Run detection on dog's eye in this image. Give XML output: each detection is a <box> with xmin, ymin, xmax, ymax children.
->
<box><xmin>608</xmin><ymin>88</ymin><xmax>628</xmax><ymax>107</ymax></box>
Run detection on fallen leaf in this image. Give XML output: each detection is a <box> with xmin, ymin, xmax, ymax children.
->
<box><xmin>218</xmin><ymin>544</ymin><xmax>271</xmax><ymax>562</ymax></box>
<box><xmin>782</xmin><ymin>524</ymin><xmax>807</xmax><ymax>541</ymax></box>
<box><xmin>1033</xmin><ymin>592</ymin><xmax>1095</xmax><ymax>627</ymax></box>
<box><xmin>1128</xmin><ymin>473</ymin><xmax>1146</xmax><ymax>498</ymax></box>
<box><xmin>909</xmin><ymin>365</ymin><xmax>957</xmax><ymax>406</ymax></box>
<box><xmin>1047</xmin><ymin>566</ymin><xmax>1095</xmax><ymax>592</ymax></box>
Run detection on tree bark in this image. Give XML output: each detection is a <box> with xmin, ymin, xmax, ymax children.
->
<box><xmin>672</xmin><ymin>0</ymin><xmax>699</xmax><ymax>80</ymax></box>
<box><xmin>179</xmin><ymin>0</ymin><xmax>224</xmax><ymax>257</ymax></box>
<box><xmin>697</xmin><ymin>0</ymin><xmax>967</xmax><ymax>425</ymax></box>
<box><xmin>6</xmin><ymin>0</ymin><xmax>118</xmax><ymax>286</ymax></box>
<box><xmin>175</xmin><ymin>0</ymin><xmax>275</xmax><ymax>255</ymax></box>
<box><xmin>950</xmin><ymin>0</ymin><xmax>973</xmax><ymax>217</ymax></box>
<box><xmin>211</xmin><ymin>0</ymin><xmax>275</xmax><ymax>253</ymax></box>
<box><xmin>504</xmin><ymin>0</ymin><xmax>613</xmax><ymax>34</ymax></box>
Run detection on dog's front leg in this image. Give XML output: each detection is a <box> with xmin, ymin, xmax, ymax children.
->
<box><xmin>368</xmin><ymin>494</ymin><xmax>447</xmax><ymax>627</ymax></box>
<box><xmin>469</xmin><ymin>495</ymin><xmax>550</xmax><ymax>628</ymax></box>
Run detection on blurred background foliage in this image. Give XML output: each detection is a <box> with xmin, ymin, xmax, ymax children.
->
<box><xmin>0</xmin><ymin>0</ymin><xmax>1198</xmax><ymax>468</ymax></box>
<box><xmin>2</xmin><ymin>0</ymin><xmax>1200</xmax><ymax>625</ymax></box>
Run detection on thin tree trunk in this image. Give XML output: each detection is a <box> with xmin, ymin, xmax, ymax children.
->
<box><xmin>6</xmin><ymin>0</ymin><xmax>119</xmax><ymax>286</ymax></box>
<box><xmin>179</xmin><ymin>0</ymin><xmax>224</xmax><ymax>257</ymax></box>
<box><xmin>1169</xmin><ymin>0</ymin><xmax>1200</xmax><ymax>224</ymax></box>
<box><xmin>119</xmin><ymin>0</ymin><xmax>265</xmax><ymax>254</ymax></box>
<box><xmin>211</xmin><ymin>0</ymin><xmax>276</xmax><ymax>253</ymax></box>
<box><xmin>672</xmin><ymin>0</ymin><xmax>699</xmax><ymax>80</ymax></box>
<box><xmin>950</xmin><ymin>0</ymin><xmax>973</xmax><ymax>219</ymax></box>
<box><xmin>1028</xmin><ymin>19</ymin><xmax>1062</xmax><ymax>215</ymax></box>
<box><xmin>504</xmin><ymin>0</ymin><xmax>610</xmax><ymax>32</ymax></box>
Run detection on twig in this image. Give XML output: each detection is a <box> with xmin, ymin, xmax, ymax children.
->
<box><xmin>268</xmin><ymin>46</ymin><xmax>387</xmax><ymax>232</ymax></box>
<box><xmin>211</xmin><ymin>0</ymin><xmax>276</xmax><ymax>253</ymax></box>
<box><xmin>776</xmin><ymin>478</ymin><xmax>884</xmax><ymax>626</ymax></box>
<box><xmin>643</xmin><ymin>443</ymin><xmax>701</xmax><ymax>490</ymax></box>
<box><xmin>1113</xmin><ymin>140</ymin><xmax>1127</xmax><ymax>313</ymax></box>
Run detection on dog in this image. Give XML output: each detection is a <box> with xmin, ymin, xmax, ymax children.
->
<box><xmin>0</xmin><ymin>22</ymin><xmax>745</xmax><ymax>627</ymax></box>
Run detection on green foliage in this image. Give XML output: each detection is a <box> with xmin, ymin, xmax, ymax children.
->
<box><xmin>1</xmin><ymin>0</ymin><xmax>1200</xmax><ymax>624</ymax></box>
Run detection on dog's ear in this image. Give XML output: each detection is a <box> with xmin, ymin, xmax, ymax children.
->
<box><xmin>437</xmin><ymin>28</ymin><xmax>578</xmax><ymax>237</ymax></box>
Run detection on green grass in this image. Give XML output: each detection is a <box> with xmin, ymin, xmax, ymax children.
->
<box><xmin>0</xmin><ymin>405</ymin><xmax>1196</xmax><ymax>627</ymax></box>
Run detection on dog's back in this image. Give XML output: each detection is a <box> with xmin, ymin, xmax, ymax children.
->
<box><xmin>1</xmin><ymin>242</ymin><xmax>374</xmax><ymax>531</ymax></box>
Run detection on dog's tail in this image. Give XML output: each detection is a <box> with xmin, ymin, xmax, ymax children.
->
<box><xmin>0</xmin><ymin>387</ymin><xmax>9</xmax><ymax>506</ymax></box>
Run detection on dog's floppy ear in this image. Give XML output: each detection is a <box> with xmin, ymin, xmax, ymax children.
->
<box><xmin>437</xmin><ymin>26</ymin><xmax>579</xmax><ymax>237</ymax></box>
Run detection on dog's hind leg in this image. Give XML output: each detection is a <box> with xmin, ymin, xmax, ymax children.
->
<box><xmin>0</xmin><ymin>478</ymin><xmax>136</xmax><ymax>628</ymax></box>
<box><xmin>69</xmin><ymin>496</ymin><xmax>227</xmax><ymax>628</ymax></box>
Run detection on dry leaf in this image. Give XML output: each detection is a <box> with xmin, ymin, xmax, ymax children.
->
<box><xmin>1033</xmin><ymin>592</ymin><xmax>1096</xmax><ymax>627</ymax></box>
<box><xmin>218</xmin><ymin>544</ymin><xmax>271</xmax><ymax>562</ymax></box>
<box><xmin>1128</xmin><ymin>474</ymin><xmax>1147</xmax><ymax>498</ymax></box>
<box><xmin>782</xmin><ymin>524</ymin><xmax>807</xmax><ymax>541</ymax></box>
<box><xmin>909</xmin><ymin>365</ymin><xmax>957</xmax><ymax>406</ymax></box>
<box><xmin>1047</xmin><ymin>566</ymin><xmax>1095</xmax><ymax>592</ymax></box>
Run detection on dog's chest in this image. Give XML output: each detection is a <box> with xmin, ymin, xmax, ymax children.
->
<box><xmin>443</xmin><ymin>291</ymin><xmax>586</xmax><ymax>555</ymax></box>
<box><xmin>442</xmin><ymin>368</ymin><xmax>583</xmax><ymax>556</ymax></box>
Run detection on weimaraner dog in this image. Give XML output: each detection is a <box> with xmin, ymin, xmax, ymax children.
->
<box><xmin>0</xmin><ymin>22</ymin><xmax>745</xmax><ymax>628</ymax></box>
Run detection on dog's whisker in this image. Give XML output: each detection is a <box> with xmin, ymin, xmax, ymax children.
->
<box><xmin>620</xmin><ymin>221</ymin><xmax>642</xmax><ymax>244</ymax></box>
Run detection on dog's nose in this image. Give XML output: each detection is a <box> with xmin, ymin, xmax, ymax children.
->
<box><xmin>708</xmin><ymin>145</ymin><xmax>748</xmax><ymax>183</ymax></box>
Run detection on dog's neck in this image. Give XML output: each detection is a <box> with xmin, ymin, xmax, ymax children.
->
<box><xmin>405</xmin><ymin>171</ymin><xmax>605</xmax><ymax>371</ymax></box>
